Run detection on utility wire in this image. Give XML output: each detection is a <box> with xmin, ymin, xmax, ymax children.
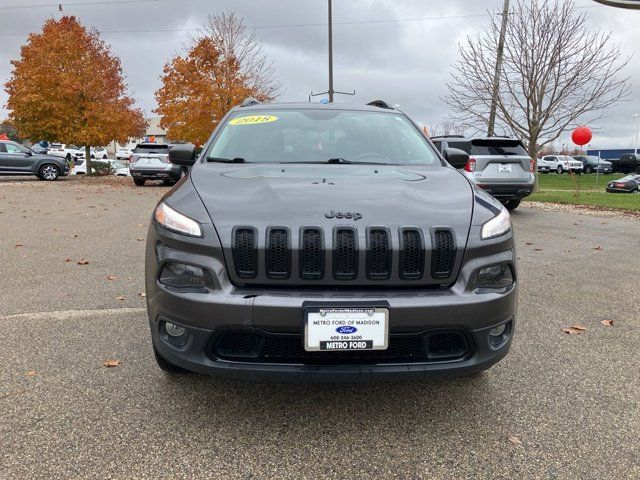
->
<box><xmin>0</xmin><ymin>0</ymin><xmax>160</xmax><ymax>9</ymax></box>
<box><xmin>0</xmin><ymin>3</ymin><xmax>603</xmax><ymax>37</ymax></box>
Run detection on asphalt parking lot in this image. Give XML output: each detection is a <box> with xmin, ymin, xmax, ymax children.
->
<box><xmin>1</xmin><ymin>176</ymin><xmax>639</xmax><ymax>479</ymax></box>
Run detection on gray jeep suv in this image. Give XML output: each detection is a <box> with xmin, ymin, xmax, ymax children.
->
<box><xmin>145</xmin><ymin>100</ymin><xmax>517</xmax><ymax>382</ymax></box>
<box><xmin>430</xmin><ymin>136</ymin><xmax>535</xmax><ymax>210</ymax></box>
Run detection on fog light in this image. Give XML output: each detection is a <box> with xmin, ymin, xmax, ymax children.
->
<box><xmin>490</xmin><ymin>324</ymin><xmax>507</xmax><ymax>337</ymax></box>
<box><xmin>160</xmin><ymin>262</ymin><xmax>206</xmax><ymax>288</ymax></box>
<box><xmin>165</xmin><ymin>322</ymin><xmax>186</xmax><ymax>337</ymax></box>
<box><xmin>477</xmin><ymin>263</ymin><xmax>513</xmax><ymax>289</ymax></box>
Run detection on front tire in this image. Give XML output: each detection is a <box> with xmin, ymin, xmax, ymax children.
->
<box><xmin>556</xmin><ymin>165</ymin><xmax>563</xmax><ymax>174</ymax></box>
<box><xmin>153</xmin><ymin>347</ymin><xmax>187</xmax><ymax>374</ymax></box>
<box><xmin>584</xmin><ymin>165</ymin><xmax>593</xmax><ymax>174</ymax></box>
<box><xmin>133</xmin><ymin>178</ymin><xmax>145</xmax><ymax>186</ymax></box>
<box><xmin>39</xmin><ymin>163</ymin><xmax>60</xmax><ymax>181</ymax></box>
<box><xmin>504</xmin><ymin>199</ymin><xmax>521</xmax><ymax>211</ymax></box>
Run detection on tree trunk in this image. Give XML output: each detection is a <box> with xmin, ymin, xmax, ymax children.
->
<box><xmin>528</xmin><ymin>136</ymin><xmax>539</xmax><ymax>193</ymax></box>
<box><xmin>85</xmin><ymin>145</ymin><xmax>92</xmax><ymax>176</ymax></box>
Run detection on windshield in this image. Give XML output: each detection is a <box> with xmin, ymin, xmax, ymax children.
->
<box><xmin>468</xmin><ymin>139</ymin><xmax>528</xmax><ymax>156</ymax></box>
<box><xmin>134</xmin><ymin>144</ymin><xmax>169</xmax><ymax>154</ymax></box>
<box><xmin>206</xmin><ymin>109</ymin><xmax>439</xmax><ymax>165</ymax></box>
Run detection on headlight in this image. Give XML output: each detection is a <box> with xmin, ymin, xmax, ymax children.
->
<box><xmin>154</xmin><ymin>202</ymin><xmax>202</xmax><ymax>237</ymax></box>
<box><xmin>481</xmin><ymin>207</ymin><xmax>511</xmax><ymax>239</ymax></box>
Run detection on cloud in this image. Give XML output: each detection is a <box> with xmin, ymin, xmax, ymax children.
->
<box><xmin>0</xmin><ymin>0</ymin><xmax>637</xmax><ymax>148</ymax></box>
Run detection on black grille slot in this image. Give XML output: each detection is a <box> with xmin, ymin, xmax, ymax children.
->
<box><xmin>399</xmin><ymin>229</ymin><xmax>424</xmax><ymax>280</ymax></box>
<box><xmin>214</xmin><ymin>331</ymin><xmax>260</xmax><ymax>359</ymax></box>
<box><xmin>432</xmin><ymin>229</ymin><xmax>456</xmax><ymax>279</ymax></box>
<box><xmin>333</xmin><ymin>227</ymin><xmax>358</xmax><ymax>280</ymax></box>
<box><xmin>426</xmin><ymin>332</ymin><xmax>468</xmax><ymax>360</ymax></box>
<box><xmin>265</xmin><ymin>228</ymin><xmax>290</xmax><ymax>279</ymax></box>
<box><xmin>232</xmin><ymin>228</ymin><xmax>257</xmax><ymax>278</ymax></box>
<box><xmin>300</xmin><ymin>228</ymin><xmax>324</xmax><ymax>280</ymax></box>
<box><xmin>366</xmin><ymin>228</ymin><xmax>391</xmax><ymax>280</ymax></box>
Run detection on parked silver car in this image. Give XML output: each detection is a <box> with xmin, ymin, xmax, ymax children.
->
<box><xmin>129</xmin><ymin>143</ymin><xmax>188</xmax><ymax>186</ymax></box>
<box><xmin>431</xmin><ymin>136</ymin><xmax>534</xmax><ymax>210</ymax></box>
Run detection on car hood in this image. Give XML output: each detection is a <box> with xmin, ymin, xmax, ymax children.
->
<box><xmin>191</xmin><ymin>163</ymin><xmax>474</xmax><ymax>248</ymax></box>
<box><xmin>36</xmin><ymin>153</ymin><xmax>67</xmax><ymax>162</ymax></box>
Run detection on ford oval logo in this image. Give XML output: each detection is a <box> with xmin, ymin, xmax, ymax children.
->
<box><xmin>336</xmin><ymin>326</ymin><xmax>357</xmax><ymax>334</ymax></box>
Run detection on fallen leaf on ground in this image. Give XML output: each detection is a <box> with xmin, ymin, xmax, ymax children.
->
<box><xmin>508</xmin><ymin>435</ymin><xmax>522</xmax><ymax>445</ymax></box>
<box><xmin>25</xmin><ymin>370</ymin><xmax>37</xmax><ymax>377</ymax></box>
<box><xmin>563</xmin><ymin>325</ymin><xmax>586</xmax><ymax>335</ymax></box>
<box><xmin>533</xmin><ymin>248</ymin><xmax>543</xmax><ymax>251</ymax></box>
<box><xmin>601</xmin><ymin>319</ymin><xmax>614</xmax><ymax>326</ymax></box>
<box><xmin>15</xmin><ymin>243</ymin><xmax>23</xmax><ymax>247</ymax></box>
<box><xmin>137</xmin><ymin>238</ymin><xmax>144</xmax><ymax>241</ymax></box>
<box><xmin>64</xmin><ymin>257</ymin><xmax>72</xmax><ymax>262</ymax></box>
<box><xmin>592</xmin><ymin>246</ymin><xmax>603</xmax><ymax>250</ymax></box>
<box><xmin>116</xmin><ymin>296</ymin><xmax>125</xmax><ymax>301</ymax></box>
<box><xmin>107</xmin><ymin>275</ymin><xmax>116</xmax><ymax>281</ymax></box>
<box><xmin>77</xmin><ymin>259</ymin><xmax>89</xmax><ymax>265</ymax></box>
<box><xmin>102</xmin><ymin>359</ymin><xmax>121</xmax><ymax>368</ymax></box>
<box><xmin>138</xmin><ymin>292</ymin><xmax>146</xmax><ymax>298</ymax></box>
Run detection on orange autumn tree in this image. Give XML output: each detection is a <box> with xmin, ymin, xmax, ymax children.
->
<box><xmin>155</xmin><ymin>12</ymin><xmax>281</xmax><ymax>145</ymax></box>
<box><xmin>5</xmin><ymin>16</ymin><xmax>146</xmax><ymax>174</ymax></box>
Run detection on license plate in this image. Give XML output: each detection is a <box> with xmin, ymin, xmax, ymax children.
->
<box><xmin>498</xmin><ymin>164</ymin><xmax>512</xmax><ymax>173</ymax></box>
<box><xmin>304</xmin><ymin>307</ymin><xmax>389</xmax><ymax>352</ymax></box>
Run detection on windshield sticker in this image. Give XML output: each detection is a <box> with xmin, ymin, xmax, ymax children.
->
<box><xmin>229</xmin><ymin>115</ymin><xmax>278</xmax><ymax>126</ymax></box>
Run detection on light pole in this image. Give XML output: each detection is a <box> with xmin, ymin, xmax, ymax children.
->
<box><xmin>633</xmin><ymin>113</ymin><xmax>640</xmax><ymax>154</ymax></box>
<box><xmin>328</xmin><ymin>0</ymin><xmax>334</xmax><ymax>102</ymax></box>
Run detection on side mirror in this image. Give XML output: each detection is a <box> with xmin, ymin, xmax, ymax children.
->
<box><xmin>168</xmin><ymin>144</ymin><xmax>196</xmax><ymax>166</ymax></box>
<box><xmin>442</xmin><ymin>147</ymin><xmax>469</xmax><ymax>169</ymax></box>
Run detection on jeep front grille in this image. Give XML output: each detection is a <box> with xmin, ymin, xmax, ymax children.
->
<box><xmin>229</xmin><ymin>226</ymin><xmax>458</xmax><ymax>284</ymax></box>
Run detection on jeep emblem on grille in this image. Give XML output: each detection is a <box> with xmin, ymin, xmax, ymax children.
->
<box><xmin>325</xmin><ymin>210</ymin><xmax>362</xmax><ymax>220</ymax></box>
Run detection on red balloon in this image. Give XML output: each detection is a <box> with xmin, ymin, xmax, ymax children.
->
<box><xmin>572</xmin><ymin>126</ymin><xmax>592</xmax><ymax>146</ymax></box>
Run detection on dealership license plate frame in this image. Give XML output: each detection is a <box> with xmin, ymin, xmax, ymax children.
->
<box><xmin>303</xmin><ymin>306</ymin><xmax>389</xmax><ymax>352</ymax></box>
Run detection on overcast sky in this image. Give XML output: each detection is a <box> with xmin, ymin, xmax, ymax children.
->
<box><xmin>0</xmin><ymin>0</ymin><xmax>638</xmax><ymax>149</ymax></box>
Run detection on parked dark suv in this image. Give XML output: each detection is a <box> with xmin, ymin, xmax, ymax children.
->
<box><xmin>430</xmin><ymin>136</ymin><xmax>534</xmax><ymax>210</ymax></box>
<box><xmin>0</xmin><ymin>140</ymin><xmax>69</xmax><ymax>180</ymax></box>
<box><xmin>145</xmin><ymin>100</ymin><xmax>517</xmax><ymax>382</ymax></box>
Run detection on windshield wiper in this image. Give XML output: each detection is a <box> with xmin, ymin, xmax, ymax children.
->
<box><xmin>280</xmin><ymin>158</ymin><xmax>393</xmax><ymax>165</ymax></box>
<box><xmin>207</xmin><ymin>157</ymin><xmax>246</xmax><ymax>163</ymax></box>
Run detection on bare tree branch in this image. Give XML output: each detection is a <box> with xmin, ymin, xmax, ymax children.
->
<box><xmin>443</xmin><ymin>0</ymin><xmax>630</xmax><ymax>158</ymax></box>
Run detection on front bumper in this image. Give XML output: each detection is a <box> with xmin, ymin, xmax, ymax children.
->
<box><xmin>146</xmin><ymin>222</ymin><xmax>517</xmax><ymax>381</ymax></box>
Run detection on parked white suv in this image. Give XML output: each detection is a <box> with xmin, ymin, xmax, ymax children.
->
<box><xmin>538</xmin><ymin>155</ymin><xmax>584</xmax><ymax>174</ymax></box>
<box><xmin>47</xmin><ymin>143</ymin><xmax>81</xmax><ymax>161</ymax></box>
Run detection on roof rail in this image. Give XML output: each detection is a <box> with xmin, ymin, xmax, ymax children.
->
<box><xmin>429</xmin><ymin>135</ymin><xmax>465</xmax><ymax>139</ymax></box>
<box><xmin>366</xmin><ymin>100</ymin><xmax>393</xmax><ymax>109</ymax></box>
<box><xmin>240</xmin><ymin>98</ymin><xmax>260</xmax><ymax>107</ymax></box>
